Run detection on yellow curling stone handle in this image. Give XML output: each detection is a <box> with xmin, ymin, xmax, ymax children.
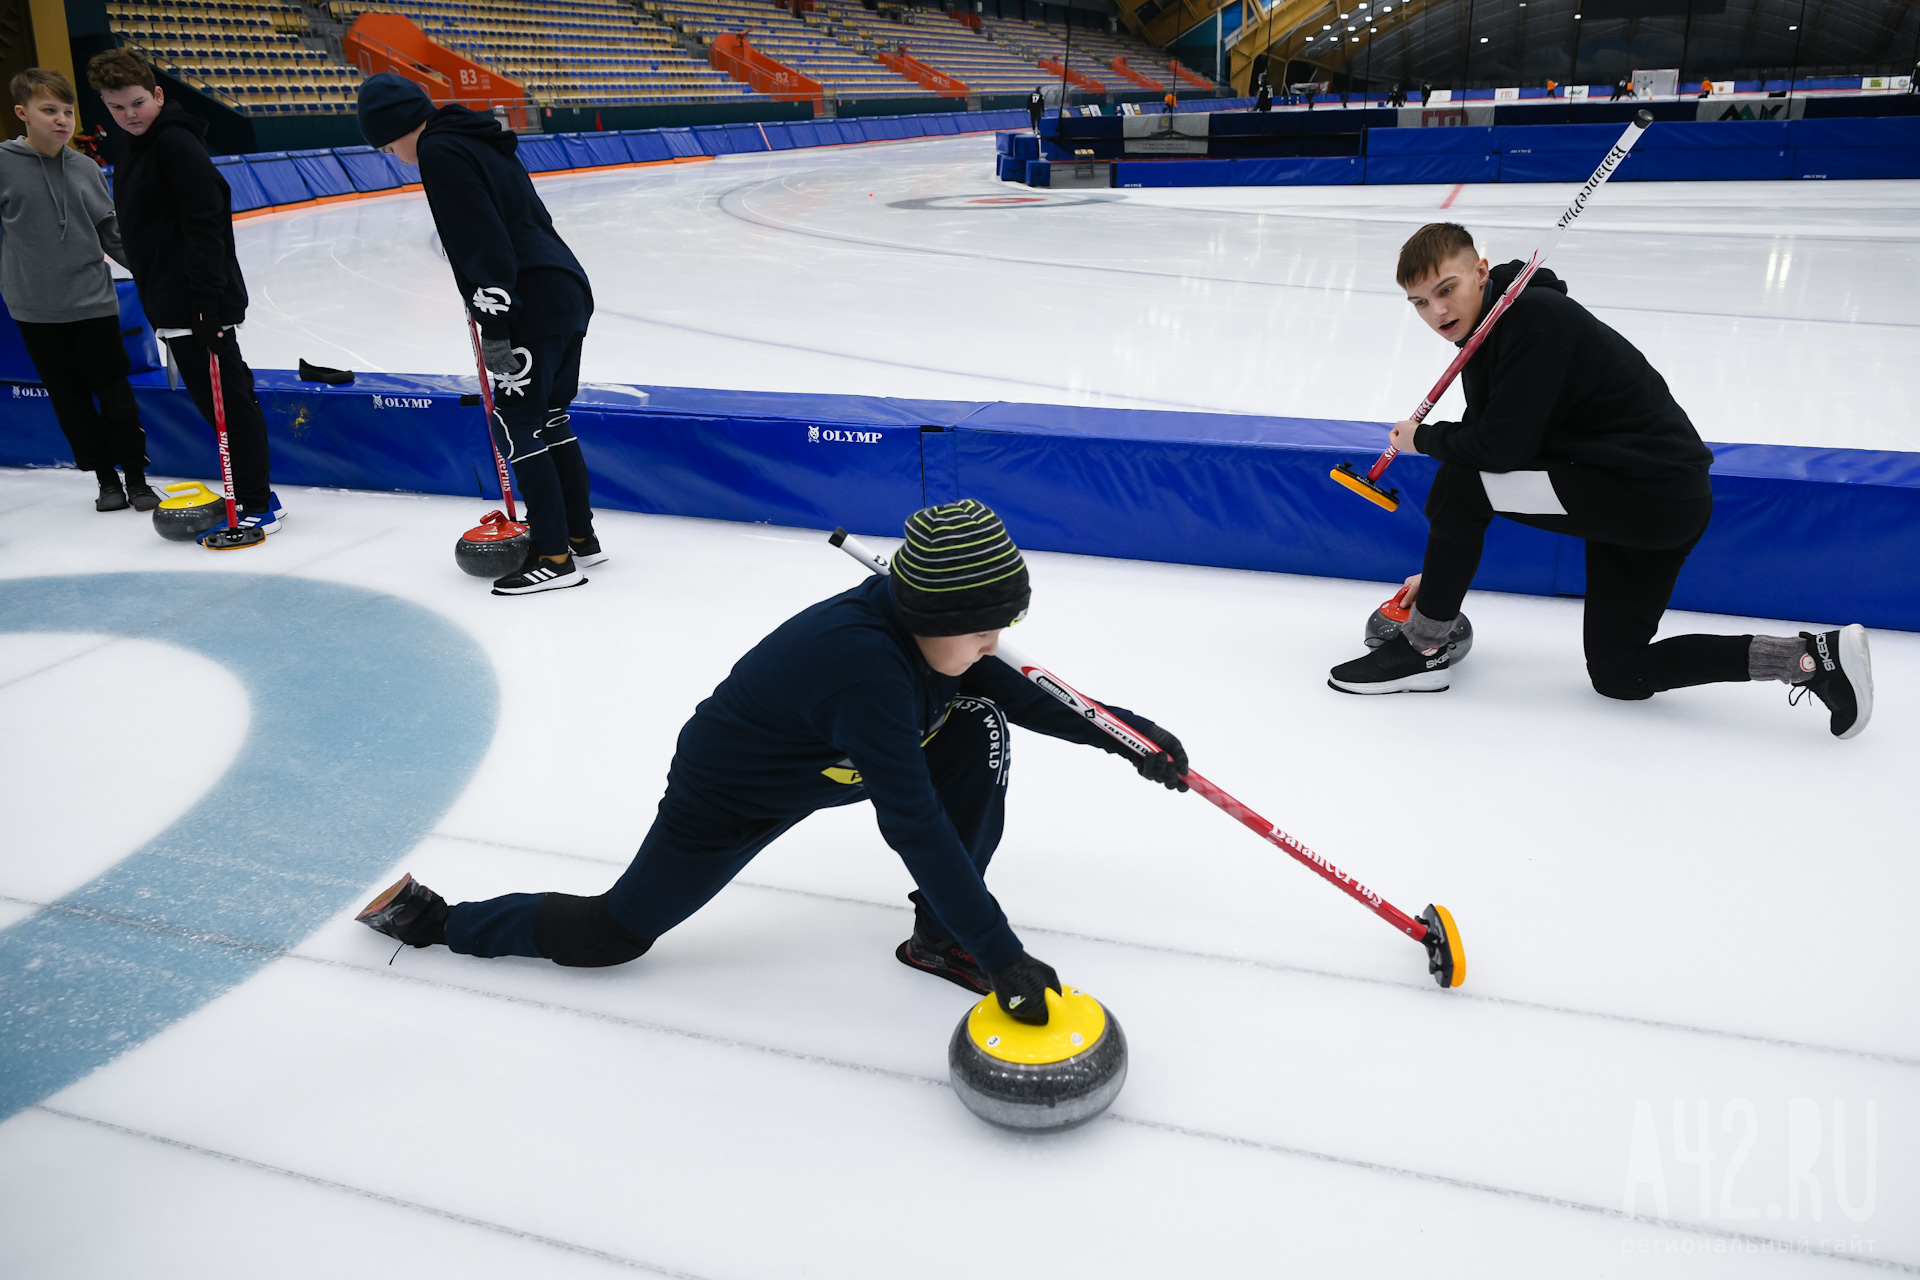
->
<box><xmin>966</xmin><ymin>987</ymin><xmax>1108</xmax><ymax>1065</ymax></box>
<box><xmin>158</xmin><ymin>481</ymin><xmax>222</xmax><ymax>509</ymax></box>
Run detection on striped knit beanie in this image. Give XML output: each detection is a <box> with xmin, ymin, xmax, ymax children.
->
<box><xmin>889</xmin><ymin>500</ymin><xmax>1031</xmax><ymax>636</ymax></box>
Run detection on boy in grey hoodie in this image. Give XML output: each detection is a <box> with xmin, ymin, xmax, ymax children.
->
<box><xmin>2</xmin><ymin>68</ymin><xmax>154</xmax><ymax>511</ymax></box>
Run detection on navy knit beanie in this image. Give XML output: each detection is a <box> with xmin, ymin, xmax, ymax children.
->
<box><xmin>357</xmin><ymin>73</ymin><xmax>435</xmax><ymax>149</ymax></box>
<box><xmin>889</xmin><ymin>500</ymin><xmax>1031</xmax><ymax>636</ymax></box>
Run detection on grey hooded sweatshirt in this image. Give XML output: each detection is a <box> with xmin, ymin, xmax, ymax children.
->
<box><xmin>0</xmin><ymin>138</ymin><xmax>125</xmax><ymax>324</ymax></box>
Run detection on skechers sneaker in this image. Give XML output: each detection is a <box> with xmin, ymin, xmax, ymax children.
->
<box><xmin>1328</xmin><ymin>633</ymin><xmax>1455</xmax><ymax>695</ymax></box>
<box><xmin>1791</xmin><ymin>625</ymin><xmax>1873</xmax><ymax>739</ymax></box>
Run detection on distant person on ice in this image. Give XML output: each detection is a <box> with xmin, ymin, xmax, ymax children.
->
<box><xmin>1</xmin><ymin>68</ymin><xmax>154</xmax><ymax>513</ymax></box>
<box><xmin>358</xmin><ymin>501</ymin><xmax>1192</xmax><ymax>1024</ymax></box>
<box><xmin>357</xmin><ymin>72</ymin><xmax>604</xmax><ymax>596</ymax></box>
<box><xmin>1326</xmin><ymin>223</ymin><xmax>1873</xmax><ymax>739</ymax></box>
<box><xmin>1028</xmin><ymin>86</ymin><xmax>1045</xmax><ymax>131</ymax></box>
<box><xmin>87</xmin><ymin>49</ymin><xmax>283</xmax><ymax>533</ymax></box>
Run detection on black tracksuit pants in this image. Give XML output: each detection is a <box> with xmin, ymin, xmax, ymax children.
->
<box><xmin>488</xmin><ymin>329</ymin><xmax>595</xmax><ymax>557</ymax></box>
<box><xmin>164</xmin><ymin>330</ymin><xmax>272</xmax><ymax>513</ymax></box>
<box><xmin>16</xmin><ymin>315</ymin><xmax>149</xmax><ymax>475</ymax></box>
<box><xmin>443</xmin><ymin>696</ymin><xmax>1012</xmax><ymax>965</ymax></box>
<box><xmin>1421</xmin><ymin>461</ymin><xmax>1750</xmax><ymax>700</ymax></box>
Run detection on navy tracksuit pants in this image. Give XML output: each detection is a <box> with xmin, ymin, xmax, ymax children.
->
<box><xmin>444</xmin><ymin>696</ymin><xmax>1011</xmax><ymax>964</ymax></box>
<box><xmin>490</xmin><ymin>329</ymin><xmax>595</xmax><ymax>557</ymax></box>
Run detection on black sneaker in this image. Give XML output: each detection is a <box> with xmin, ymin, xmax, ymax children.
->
<box><xmin>127</xmin><ymin>479</ymin><xmax>161</xmax><ymax>512</ymax></box>
<box><xmin>1791</xmin><ymin>625</ymin><xmax>1873</xmax><ymax>740</ymax></box>
<box><xmin>1328</xmin><ymin>633</ymin><xmax>1453</xmax><ymax>695</ymax></box>
<box><xmin>569</xmin><ymin>533</ymin><xmax>608</xmax><ymax>567</ymax></box>
<box><xmin>95</xmin><ymin>478</ymin><xmax>129</xmax><ymax>512</ymax></box>
<box><xmin>492</xmin><ymin>551</ymin><xmax>586</xmax><ymax>596</ymax></box>
<box><xmin>894</xmin><ymin>890</ymin><xmax>990</xmax><ymax>994</ymax></box>
<box><xmin>355</xmin><ymin>873</ymin><xmax>449</xmax><ymax>948</ymax></box>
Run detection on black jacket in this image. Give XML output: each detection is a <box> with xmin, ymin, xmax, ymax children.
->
<box><xmin>415</xmin><ymin>105</ymin><xmax>591</xmax><ymax>342</ymax></box>
<box><xmin>111</xmin><ymin>104</ymin><xmax>247</xmax><ymax>328</ymax></box>
<box><xmin>668</xmin><ymin>576</ymin><xmax>1141</xmax><ymax>973</ymax></box>
<box><xmin>1414</xmin><ymin>261</ymin><xmax>1714</xmax><ymax>499</ymax></box>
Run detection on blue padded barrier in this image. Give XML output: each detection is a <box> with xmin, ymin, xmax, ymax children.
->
<box><xmin>516</xmin><ymin>135</ymin><xmax>572</xmax><ymax>171</ymax></box>
<box><xmin>1637</xmin><ymin>148</ymin><xmax>1792</xmax><ymax>181</ymax></box>
<box><xmin>932</xmin><ymin>116</ymin><xmax>960</xmax><ymax>135</ymax></box>
<box><xmin>659</xmin><ymin>128</ymin><xmax>702</xmax><ymax>158</ymax></box>
<box><xmin>1794</xmin><ymin>147</ymin><xmax>1920</xmax><ymax>179</ymax></box>
<box><xmin>582</xmin><ymin>131</ymin><xmax>633</xmax><ymax>166</ymax></box>
<box><xmin>761</xmin><ymin>122</ymin><xmax>795</xmax><ymax>149</ymax></box>
<box><xmin>1113</xmin><ymin>157</ymin><xmax>1361</xmax><ymax>186</ymax></box>
<box><xmin>240</xmin><ymin>152</ymin><xmax>313</xmax><ymax>206</ymax></box>
<box><xmin>1493</xmin><ymin>123</ymin><xmax>1624</xmax><ymax>153</ymax></box>
<box><xmin>1023</xmin><ymin>159</ymin><xmax>1050</xmax><ymax>186</ymax></box>
<box><xmin>724</xmin><ymin>123</ymin><xmax>767</xmax><ymax>153</ymax></box>
<box><xmin>1366</xmin><ymin>126</ymin><xmax>1498</xmax><ymax>155</ymax></box>
<box><xmin>558</xmin><ymin>134</ymin><xmax>598</xmax><ymax>168</ymax></box>
<box><xmin>212</xmin><ymin>155</ymin><xmax>272</xmax><ymax>211</ymax></box>
<box><xmin>0</xmin><ymin>370</ymin><xmax>1911</xmax><ymax>629</ymax></box>
<box><xmin>1366</xmin><ymin>153</ymin><xmax>1501</xmax><ymax>184</ymax></box>
<box><xmin>691</xmin><ymin>124</ymin><xmax>735</xmax><ymax>155</ymax></box>
<box><xmin>1638</xmin><ymin>120</ymin><xmax>1791</xmax><ymax>149</ymax></box>
<box><xmin>1497</xmin><ymin>150</ymin><xmax>1616</xmax><ymax>182</ymax></box>
<box><xmin>334</xmin><ymin>145</ymin><xmax>410</xmax><ymax>192</ymax></box>
<box><xmin>995</xmin><ymin>154</ymin><xmax>1021</xmax><ymax>181</ymax></box>
<box><xmin>622</xmin><ymin>130</ymin><xmax>673</xmax><ymax>163</ymax></box>
<box><xmin>1789</xmin><ymin>116</ymin><xmax>1920</xmax><ymax>148</ymax></box>
<box><xmin>287</xmin><ymin>148</ymin><xmax>354</xmax><ymax>197</ymax></box>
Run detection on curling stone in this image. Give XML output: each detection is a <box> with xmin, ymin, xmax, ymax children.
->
<box><xmin>1366</xmin><ymin>591</ymin><xmax>1472</xmax><ymax>662</ymax></box>
<box><xmin>152</xmin><ymin>481</ymin><xmax>228</xmax><ymax>542</ymax></box>
<box><xmin>948</xmin><ymin>986</ymin><xmax>1127</xmax><ymax>1132</ymax></box>
<box><xmin>455</xmin><ymin>509</ymin><xmax>530</xmax><ymax>578</ymax></box>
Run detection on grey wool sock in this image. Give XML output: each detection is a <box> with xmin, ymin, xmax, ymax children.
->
<box><xmin>1401</xmin><ymin>606</ymin><xmax>1454</xmax><ymax>651</ymax></box>
<box><xmin>1748</xmin><ymin>634</ymin><xmax>1807</xmax><ymax>684</ymax></box>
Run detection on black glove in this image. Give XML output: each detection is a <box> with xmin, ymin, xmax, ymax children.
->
<box><xmin>1113</xmin><ymin>712</ymin><xmax>1189</xmax><ymax>792</ymax></box>
<box><xmin>989</xmin><ymin>952</ymin><xmax>1061</xmax><ymax>1026</ymax></box>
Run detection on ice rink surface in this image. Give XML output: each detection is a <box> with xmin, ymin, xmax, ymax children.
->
<box><xmin>4</xmin><ymin>133</ymin><xmax>1918</xmax><ymax>1277</ymax></box>
<box><xmin>226</xmin><ymin>132</ymin><xmax>1920</xmax><ymax>451</ymax></box>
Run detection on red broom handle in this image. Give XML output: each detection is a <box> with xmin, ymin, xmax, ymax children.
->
<box><xmin>466</xmin><ymin>316</ymin><xmax>519</xmax><ymax>523</ymax></box>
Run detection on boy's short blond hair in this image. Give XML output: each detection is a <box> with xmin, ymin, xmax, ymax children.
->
<box><xmin>11</xmin><ymin>68</ymin><xmax>76</xmax><ymax>107</ymax></box>
<box><xmin>86</xmin><ymin>48</ymin><xmax>158</xmax><ymax>94</ymax></box>
<box><xmin>1396</xmin><ymin>222</ymin><xmax>1479</xmax><ymax>288</ymax></box>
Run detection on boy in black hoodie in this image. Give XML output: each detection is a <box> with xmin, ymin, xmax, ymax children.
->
<box><xmin>357</xmin><ymin>73</ymin><xmax>601</xmax><ymax>596</ymax></box>
<box><xmin>357</xmin><ymin>502</ymin><xmax>1190</xmax><ymax>1024</ymax></box>
<box><xmin>86</xmin><ymin>50</ymin><xmax>283</xmax><ymax>534</ymax></box>
<box><xmin>1328</xmin><ymin>223</ymin><xmax>1874</xmax><ymax>740</ymax></box>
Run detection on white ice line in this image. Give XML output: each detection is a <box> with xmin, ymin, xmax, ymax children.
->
<box><xmin>32</xmin><ymin>1106</ymin><xmax>712</xmax><ymax>1279</ymax></box>
<box><xmin>10</xmin><ymin>892</ymin><xmax>1915</xmax><ymax>1269</ymax></box>
<box><xmin>431</xmin><ymin>831</ymin><xmax>1920</xmax><ymax>1070</ymax></box>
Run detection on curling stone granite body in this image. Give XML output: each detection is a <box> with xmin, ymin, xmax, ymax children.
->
<box><xmin>152</xmin><ymin>481</ymin><xmax>227</xmax><ymax>542</ymax></box>
<box><xmin>948</xmin><ymin>987</ymin><xmax>1127</xmax><ymax>1132</ymax></box>
<box><xmin>1366</xmin><ymin>607</ymin><xmax>1473</xmax><ymax>661</ymax></box>
<box><xmin>454</xmin><ymin>516</ymin><xmax>531</xmax><ymax>578</ymax></box>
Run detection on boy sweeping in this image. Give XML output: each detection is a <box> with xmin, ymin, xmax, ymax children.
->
<box><xmin>1</xmin><ymin>69</ymin><xmax>154</xmax><ymax>512</ymax></box>
<box><xmin>358</xmin><ymin>502</ymin><xmax>1190</xmax><ymax>1025</ymax></box>
<box><xmin>1327</xmin><ymin>222</ymin><xmax>1873</xmax><ymax>739</ymax></box>
<box><xmin>86</xmin><ymin>49</ymin><xmax>284</xmax><ymax>534</ymax></box>
<box><xmin>357</xmin><ymin>73</ymin><xmax>603</xmax><ymax>596</ymax></box>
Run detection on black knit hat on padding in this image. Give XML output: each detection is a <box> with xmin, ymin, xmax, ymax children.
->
<box><xmin>889</xmin><ymin>500</ymin><xmax>1031</xmax><ymax>636</ymax></box>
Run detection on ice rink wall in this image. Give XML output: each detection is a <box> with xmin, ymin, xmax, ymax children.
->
<box><xmin>2</xmin><ymin>368</ymin><xmax>1915</xmax><ymax>631</ymax></box>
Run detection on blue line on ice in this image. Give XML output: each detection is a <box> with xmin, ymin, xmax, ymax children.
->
<box><xmin>0</xmin><ymin>572</ymin><xmax>495</xmax><ymax>1120</ymax></box>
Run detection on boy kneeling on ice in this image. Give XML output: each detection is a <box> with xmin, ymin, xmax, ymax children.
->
<box><xmin>1328</xmin><ymin>222</ymin><xmax>1872</xmax><ymax>739</ymax></box>
<box><xmin>359</xmin><ymin>502</ymin><xmax>1190</xmax><ymax>1024</ymax></box>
